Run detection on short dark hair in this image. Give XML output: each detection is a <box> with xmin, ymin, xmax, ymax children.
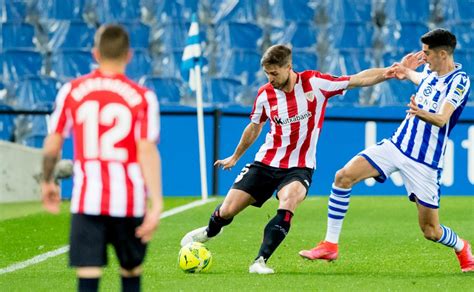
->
<box><xmin>420</xmin><ymin>28</ymin><xmax>456</xmax><ymax>54</ymax></box>
<box><xmin>94</xmin><ymin>24</ymin><xmax>130</xmax><ymax>60</ymax></box>
<box><xmin>261</xmin><ymin>45</ymin><xmax>292</xmax><ymax>67</ymax></box>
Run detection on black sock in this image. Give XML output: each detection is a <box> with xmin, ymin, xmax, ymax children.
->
<box><xmin>121</xmin><ymin>276</ymin><xmax>140</xmax><ymax>292</ymax></box>
<box><xmin>256</xmin><ymin>209</ymin><xmax>293</xmax><ymax>262</ymax></box>
<box><xmin>206</xmin><ymin>204</ymin><xmax>233</xmax><ymax>237</ymax></box>
<box><xmin>78</xmin><ymin>278</ymin><xmax>99</xmax><ymax>292</ymax></box>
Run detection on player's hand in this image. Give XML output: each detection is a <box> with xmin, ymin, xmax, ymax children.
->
<box><xmin>214</xmin><ymin>155</ymin><xmax>238</xmax><ymax>171</ymax></box>
<box><xmin>135</xmin><ymin>207</ymin><xmax>161</xmax><ymax>243</ymax></box>
<box><xmin>41</xmin><ymin>181</ymin><xmax>61</xmax><ymax>214</ymax></box>
<box><xmin>384</xmin><ymin>63</ymin><xmax>408</xmax><ymax>80</ymax></box>
<box><xmin>401</xmin><ymin>51</ymin><xmax>426</xmax><ymax>70</ymax></box>
<box><xmin>406</xmin><ymin>95</ymin><xmax>419</xmax><ymax>117</ymax></box>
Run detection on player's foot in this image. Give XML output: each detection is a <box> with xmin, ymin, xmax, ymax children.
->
<box><xmin>298</xmin><ymin>241</ymin><xmax>338</xmax><ymax>261</ymax></box>
<box><xmin>456</xmin><ymin>239</ymin><xmax>474</xmax><ymax>272</ymax></box>
<box><xmin>249</xmin><ymin>256</ymin><xmax>274</xmax><ymax>274</ymax></box>
<box><xmin>180</xmin><ymin>226</ymin><xmax>223</xmax><ymax>247</ymax></box>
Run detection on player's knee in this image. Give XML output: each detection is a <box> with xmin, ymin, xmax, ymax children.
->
<box><xmin>334</xmin><ymin>168</ymin><xmax>355</xmax><ymax>188</ymax></box>
<box><xmin>76</xmin><ymin>267</ymin><xmax>102</xmax><ymax>278</ymax></box>
<box><xmin>120</xmin><ymin>266</ymin><xmax>142</xmax><ymax>277</ymax></box>
<box><xmin>218</xmin><ymin>204</ymin><xmax>235</xmax><ymax>219</ymax></box>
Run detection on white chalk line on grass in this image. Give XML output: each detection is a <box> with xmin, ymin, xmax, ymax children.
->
<box><xmin>0</xmin><ymin>198</ymin><xmax>217</xmax><ymax>275</ymax></box>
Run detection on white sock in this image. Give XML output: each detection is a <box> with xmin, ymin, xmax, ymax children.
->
<box><xmin>324</xmin><ymin>184</ymin><xmax>351</xmax><ymax>244</ymax></box>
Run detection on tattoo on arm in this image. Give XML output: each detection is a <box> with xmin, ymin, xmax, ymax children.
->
<box><xmin>42</xmin><ymin>154</ymin><xmax>58</xmax><ymax>182</ymax></box>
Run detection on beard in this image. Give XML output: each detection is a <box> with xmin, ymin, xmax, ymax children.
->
<box><xmin>272</xmin><ymin>75</ymin><xmax>290</xmax><ymax>90</ymax></box>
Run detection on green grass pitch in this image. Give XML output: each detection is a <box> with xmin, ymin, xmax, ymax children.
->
<box><xmin>0</xmin><ymin>196</ymin><xmax>472</xmax><ymax>291</ymax></box>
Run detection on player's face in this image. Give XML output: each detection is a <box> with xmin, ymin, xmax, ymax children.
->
<box><xmin>422</xmin><ymin>44</ymin><xmax>442</xmax><ymax>72</ymax></box>
<box><xmin>263</xmin><ymin>64</ymin><xmax>291</xmax><ymax>90</ymax></box>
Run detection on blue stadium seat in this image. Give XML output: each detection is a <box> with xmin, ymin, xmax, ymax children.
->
<box><xmin>46</xmin><ymin>21</ymin><xmax>96</xmax><ymax>50</ymax></box>
<box><xmin>270</xmin><ymin>0</ymin><xmax>316</xmax><ymax>22</ymax></box>
<box><xmin>5</xmin><ymin>0</ymin><xmax>39</xmax><ymax>22</ymax></box>
<box><xmin>14</xmin><ymin>115</ymin><xmax>48</xmax><ymax>148</ymax></box>
<box><xmin>142</xmin><ymin>0</ymin><xmax>197</xmax><ymax>23</ymax></box>
<box><xmin>2</xmin><ymin>22</ymin><xmax>36</xmax><ymax>49</ymax></box>
<box><xmin>210</xmin><ymin>0</ymin><xmax>259</xmax><ymax>24</ymax></box>
<box><xmin>455</xmin><ymin>50</ymin><xmax>474</xmax><ymax>76</ymax></box>
<box><xmin>206</xmin><ymin>77</ymin><xmax>243</xmax><ymax>104</ymax></box>
<box><xmin>440</xmin><ymin>0</ymin><xmax>474</xmax><ymax>22</ymax></box>
<box><xmin>158</xmin><ymin>21</ymin><xmax>189</xmax><ymax>51</ymax></box>
<box><xmin>449</xmin><ymin>22</ymin><xmax>474</xmax><ymax>50</ymax></box>
<box><xmin>3</xmin><ymin>49</ymin><xmax>43</xmax><ymax>81</ymax></box>
<box><xmin>0</xmin><ymin>105</ymin><xmax>14</xmax><ymax>141</ymax></box>
<box><xmin>292</xmin><ymin>49</ymin><xmax>318</xmax><ymax>72</ymax></box>
<box><xmin>51</xmin><ymin>49</ymin><xmax>96</xmax><ymax>79</ymax></box>
<box><xmin>325</xmin><ymin>49</ymin><xmax>376</xmax><ymax>105</ymax></box>
<box><xmin>14</xmin><ymin>76</ymin><xmax>60</xmax><ymax>111</ymax></box>
<box><xmin>125</xmin><ymin>49</ymin><xmax>153</xmax><ymax>80</ymax></box>
<box><xmin>96</xmin><ymin>0</ymin><xmax>141</xmax><ymax>22</ymax></box>
<box><xmin>382</xmin><ymin>22</ymin><xmax>429</xmax><ymax>52</ymax></box>
<box><xmin>217</xmin><ymin>49</ymin><xmax>261</xmax><ymax>85</ymax></box>
<box><xmin>327</xmin><ymin>0</ymin><xmax>373</xmax><ymax>23</ymax></box>
<box><xmin>140</xmin><ymin>76</ymin><xmax>182</xmax><ymax>104</ymax></box>
<box><xmin>271</xmin><ymin>22</ymin><xmax>318</xmax><ymax>49</ymax></box>
<box><xmin>38</xmin><ymin>0</ymin><xmax>87</xmax><ymax>21</ymax></box>
<box><xmin>330</xmin><ymin>23</ymin><xmax>374</xmax><ymax>49</ymax></box>
<box><xmin>384</xmin><ymin>0</ymin><xmax>431</xmax><ymax>23</ymax></box>
<box><xmin>120</xmin><ymin>22</ymin><xmax>150</xmax><ymax>49</ymax></box>
<box><xmin>216</xmin><ymin>22</ymin><xmax>262</xmax><ymax>50</ymax></box>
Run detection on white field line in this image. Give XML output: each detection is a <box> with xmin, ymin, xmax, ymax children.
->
<box><xmin>0</xmin><ymin>198</ymin><xmax>217</xmax><ymax>275</ymax></box>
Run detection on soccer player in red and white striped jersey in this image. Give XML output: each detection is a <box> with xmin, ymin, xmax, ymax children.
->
<box><xmin>41</xmin><ymin>25</ymin><xmax>163</xmax><ymax>291</ymax></box>
<box><xmin>181</xmin><ymin>44</ymin><xmax>393</xmax><ymax>274</ymax></box>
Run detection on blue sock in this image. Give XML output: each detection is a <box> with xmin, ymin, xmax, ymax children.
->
<box><xmin>325</xmin><ymin>184</ymin><xmax>351</xmax><ymax>244</ymax></box>
<box><xmin>437</xmin><ymin>224</ymin><xmax>464</xmax><ymax>252</ymax></box>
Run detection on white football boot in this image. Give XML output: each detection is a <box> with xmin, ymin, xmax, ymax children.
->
<box><xmin>180</xmin><ymin>226</ymin><xmax>223</xmax><ymax>247</ymax></box>
<box><xmin>249</xmin><ymin>256</ymin><xmax>274</xmax><ymax>274</ymax></box>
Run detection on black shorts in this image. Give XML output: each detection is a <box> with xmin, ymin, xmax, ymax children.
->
<box><xmin>232</xmin><ymin>162</ymin><xmax>314</xmax><ymax>207</ymax></box>
<box><xmin>69</xmin><ymin>214</ymin><xmax>147</xmax><ymax>270</ymax></box>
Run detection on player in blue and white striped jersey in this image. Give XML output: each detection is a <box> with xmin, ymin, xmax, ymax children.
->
<box><xmin>300</xmin><ymin>28</ymin><xmax>474</xmax><ymax>272</ymax></box>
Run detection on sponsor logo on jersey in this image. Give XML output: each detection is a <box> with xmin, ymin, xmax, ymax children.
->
<box><xmin>423</xmin><ymin>86</ymin><xmax>432</xmax><ymax>96</ymax></box>
<box><xmin>273</xmin><ymin>111</ymin><xmax>312</xmax><ymax>125</ymax></box>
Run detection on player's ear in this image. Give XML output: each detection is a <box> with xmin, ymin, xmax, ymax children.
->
<box><xmin>126</xmin><ymin>49</ymin><xmax>133</xmax><ymax>64</ymax></box>
<box><xmin>92</xmin><ymin>48</ymin><xmax>100</xmax><ymax>63</ymax></box>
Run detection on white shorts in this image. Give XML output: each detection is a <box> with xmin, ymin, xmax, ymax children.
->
<box><xmin>358</xmin><ymin>139</ymin><xmax>441</xmax><ymax>209</ymax></box>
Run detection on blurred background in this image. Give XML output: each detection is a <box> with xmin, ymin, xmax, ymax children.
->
<box><xmin>0</xmin><ymin>0</ymin><xmax>472</xmax><ymax>199</ymax></box>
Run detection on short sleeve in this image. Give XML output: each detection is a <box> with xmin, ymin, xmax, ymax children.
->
<box><xmin>249</xmin><ymin>89</ymin><xmax>269</xmax><ymax>124</ymax></box>
<box><xmin>444</xmin><ymin>73</ymin><xmax>470</xmax><ymax>109</ymax></box>
<box><xmin>136</xmin><ymin>91</ymin><xmax>160</xmax><ymax>143</ymax></box>
<box><xmin>49</xmin><ymin>82</ymin><xmax>72</xmax><ymax>137</ymax></box>
<box><xmin>312</xmin><ymin>71</ymin><xmax>351</xmax><ymax>99</ymax></box>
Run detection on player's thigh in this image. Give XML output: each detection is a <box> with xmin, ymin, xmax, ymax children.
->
<box><xmin>108</xmin><ymin>217</ymin><xmax>147</xmax><ymax>271</ymax></box>
<box><xmin>69</xmin><ymin>214</ymin><xmax>108</xmax><ymax>268</ymax></box>
<box><xmin>220</xmin><ymin>188</ymin><xmax>257</xmax><ymax>217</ymax></box>
<box><xmin>353</xmin><ymin>140</ymin><xmax>400</xmax><ymax>183</ymax></box>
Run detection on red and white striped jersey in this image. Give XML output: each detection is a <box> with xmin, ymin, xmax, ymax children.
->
<box><xmin>250</xmin><ymin>70</ymin><xmax>350</xmax><ymax>169</ymax></box>
<box><xmin>50</xmin><ymin>70</ymin><xmax>160</xmax><ymax>218</ymax></box>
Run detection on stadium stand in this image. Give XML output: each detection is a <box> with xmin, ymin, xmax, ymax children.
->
<box><xmin>0</xmin><ymin>0</ymin><xmax>473</xmax><ymax>147</ymax></box>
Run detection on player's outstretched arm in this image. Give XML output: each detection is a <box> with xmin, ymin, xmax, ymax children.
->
<box><xmin>214</xmin><ymin>122</ymin><xmax>264</xmax><ymax>170</ymax></box>
<box><xmin>41</xmin><ymin>133</ymin><xmax>64</xmax><ymax>214</ymax></box>
<box><xmin>406</xmin><ymin>95</ymin><xmax>456</xmax><ymax>127</ymax></box>
<box><xmin>384</xmin><ymin>63</ymin><xmax>423</xmax><ymax>85</ymax></box>
<box><xmin>347</xmin><ymin>67</ymin><xmax>391</xmax><ymax>89</ymax></box>
<box><xmin>136</xmin><ymin>140</ymin><xmax>163</xmax><ymax>243</ymax></box>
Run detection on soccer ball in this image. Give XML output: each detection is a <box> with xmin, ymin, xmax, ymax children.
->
<box><xmin>178</xmin><ymin>242</ymin><xmax>212</xmax><ymax>273</ymax></box>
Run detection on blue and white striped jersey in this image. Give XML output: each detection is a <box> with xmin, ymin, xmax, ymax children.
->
<box><xmin>390</xmin><ymin>64</ymin><xmax>470</xmax><ymax>169</ymax></box>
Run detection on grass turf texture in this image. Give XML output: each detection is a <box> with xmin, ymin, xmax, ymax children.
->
<box><xmin>0</xmin><ymin>196</ymin><xmax>472</xmax><ymax>291</ymax></box>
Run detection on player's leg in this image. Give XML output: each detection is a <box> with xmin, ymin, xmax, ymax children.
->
<box><xmin>181</xmin><ymin>163</ymin><xmax>270</xmax><ymax>246</ymax></box>
<box><xmin>300</xmin><ymin>139</ymin><xmax>399</xmax><ymax>261</ymax></box>
<box><xmin>70</xmin><ymin>215</ymin><xmax>107</xmax><ymax>292</ymax></box>
<box><xmin>250</xmin><ymin>168</ymin><xmax>312</xmax><ymax>274</ymax></box>
<box><xmin>256</xmin><ymin>181</ymin><xmax>306</xmax><ymax>260</ymax></box>
<box><xmin>416</xmin><ymin>200</ymin><xmax>474</xmax><ymax>272</ymax></box>
<box><xmin>402</xmin><ymin>156</ymin><xmax>474</xmax><ymax>273</ymax></box>
<box><xmin>110</xmin><ymin>217</ymin><xmax>148</xmax><ymax>291</ymax></box>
